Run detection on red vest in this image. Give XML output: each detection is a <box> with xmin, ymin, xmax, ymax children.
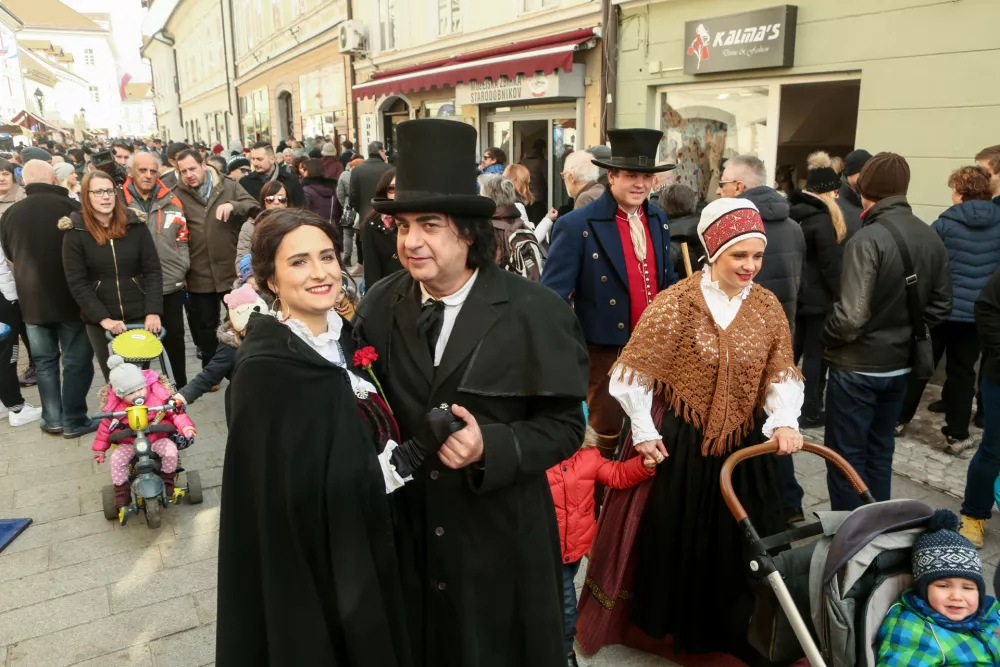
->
<box><xmin>615</xmin><ymin>206</ymin><xmax>657</xmax><ymax>329</ymax></box>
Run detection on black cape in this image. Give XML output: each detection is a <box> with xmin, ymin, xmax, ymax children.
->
<box><xmin>216</xmin><ymin>313</ymin><xmax>412</xmax><ymax>667</ymax></box>
<box><xmin>354</xmin><ymin>264</ymin><xmax>589</xmax><ymax>667</ymax></box>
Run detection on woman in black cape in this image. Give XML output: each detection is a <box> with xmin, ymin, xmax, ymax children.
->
<box><xmin>216</xmin><ymin>208</ymin><xmax>412</xmax><ymax>666</ymax></box>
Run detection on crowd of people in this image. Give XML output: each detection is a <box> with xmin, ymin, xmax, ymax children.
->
<box><xmin>4</xmin><ymin>121</ymin><xmax>1000</xmax><ymax>667</ymax></box>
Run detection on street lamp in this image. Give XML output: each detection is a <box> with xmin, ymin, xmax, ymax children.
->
<box><xmin>33</xmin><ymin>88</ymin><xmax>44</xmax><ymax>116</ymax></box>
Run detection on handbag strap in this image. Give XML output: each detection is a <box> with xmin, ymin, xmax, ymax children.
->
<box><xmin>876</xmin><ymin>219</ymin><xmax>927</xmax><ymax>341</ymax></box>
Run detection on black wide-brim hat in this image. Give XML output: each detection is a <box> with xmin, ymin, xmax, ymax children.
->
<box><xmin>590</xmin><ymin>128</ymin><xmax>675</xmax><ymax>174</ymax></box>
<box><xmin>372</xmin><ymin>119</ymin><xmax>496</xmax><ymax>218</ymax></box>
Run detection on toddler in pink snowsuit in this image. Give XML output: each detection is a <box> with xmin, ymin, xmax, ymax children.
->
<box><xmin>92</xmin><ymin>356</ymin><xmax>195</xmax><ymax>498</ymax></box>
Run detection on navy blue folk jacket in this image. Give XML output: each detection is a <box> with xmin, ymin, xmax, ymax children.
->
<box><xmin>542</xmin><ymin>189</ymin><xmax>677</xmax><ymax>347</ymax></box>
<box><xmin>932</xmin><ymin>200</ymin><xmax>1000</xmax><ymax>323</ymax></box>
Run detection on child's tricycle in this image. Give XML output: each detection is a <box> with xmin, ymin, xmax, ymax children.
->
<box><xmin>95</xmin><ymin>398</ymin><xmax>203</xmax><ymax>528</ymax></box>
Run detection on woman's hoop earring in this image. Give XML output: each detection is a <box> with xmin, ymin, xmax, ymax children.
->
<box><xmin>271</xmin><ymin>295</ymin><xmax>288</xmax><ymax>321</ymax></box>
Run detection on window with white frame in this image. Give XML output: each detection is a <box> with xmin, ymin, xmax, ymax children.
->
<box><xmin>378</xmin><ymin>0</ymin><xmax>396</xmax><ymax>51</ymax></box>
<box><xmin>438</xmin><ymin>0</ymin><xmax>461</xmax><ymax>36</ymax></box>
<box><xmin>523</xmin><ymin>0</ymin><xmax>557</xmax><ymax>12</ymax></box>
<box><xmin>89</xmin><ymin>86</ymin><xmax>100</xmax><ymax>103</ymax></box>
<box><xmin>84</xmin><ymin>48</ymin><xmax>95</xmax><ymax>65</ymax></box>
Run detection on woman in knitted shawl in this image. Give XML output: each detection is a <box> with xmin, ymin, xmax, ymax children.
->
<box><xmin>576</xmin><ymin>198</ymin><xmax>805</xmax><ymax>664</ymax></box>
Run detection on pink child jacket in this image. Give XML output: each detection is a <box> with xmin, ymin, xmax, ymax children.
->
<box><xmin>92</xmin><ymin>369</ymin><xmax>195</xmax><ymax>455</ymax></box>
<box><xmin>545</xmin><ymin>447</ymin><xmax>655</xmax><ymax>564</ymax></box>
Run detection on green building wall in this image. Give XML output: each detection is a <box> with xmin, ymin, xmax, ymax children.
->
<box><xmin>617</xmin><ymin>0</ymin><xmax>1000</xmax><ymax>221</ymax></box>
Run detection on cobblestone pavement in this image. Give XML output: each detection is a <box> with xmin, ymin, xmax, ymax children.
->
<box><xmin>0</xmin><ymin>341</ymin><xmax>995</xmax><ymax>666</ymax></box>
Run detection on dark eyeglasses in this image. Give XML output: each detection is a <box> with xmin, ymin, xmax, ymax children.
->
<box><xmin>88</xmin><ymin>188</ymin><xmax>116</xmax><ymax>198</ymax></box>
<box><xmin>265</xmin><ymin>195</ymin><xmax>287</xmax><ymax>204</ymax></box>
<box><xmin>481</xmin><ymin>155</ymin><xmax>492</xmax><ymax>161</ymax></box>
<box><xmin>238</xmin><ymin>167</ymin><xmax>251</xmax><ymax>175</ymax></box>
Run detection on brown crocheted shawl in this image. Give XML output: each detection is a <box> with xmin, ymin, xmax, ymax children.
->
<box><xmin>612</xmin><ymin>272</ymin><xmax>802</xmax><ymax>456</ymax></box>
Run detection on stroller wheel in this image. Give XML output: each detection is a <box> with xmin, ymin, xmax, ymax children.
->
<box><xmin>186</xmin><ymin>470</ymin><xmax>203</xmax><ymax>505</ymax></box>
<box><xmin>145</xmin><ymin>498</ymin><xmax>162</xmax><ymax>529</ymax></box>
<box><xmin>101</xmin><ymin>485</ymin><xmax>117</xmax><ymax>521</ymax></box>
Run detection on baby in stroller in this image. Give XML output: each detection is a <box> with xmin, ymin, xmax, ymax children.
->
<box><xmin>92</xmin><ymin>355</ymin><xmax>196</xmax><ymax>507</ymax></box>
<box><xmin>875</xmin><ymin>509</ymin><xmax>1000</xmax><ymax>665</ymax></box>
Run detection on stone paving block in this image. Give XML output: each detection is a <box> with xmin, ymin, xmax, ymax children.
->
<box><xmin>0</xmin><ymin>460</ymin><xmax>95</xmax><ymax>495</ymax></box>
<box><xmin>191</xmin><ymin>588</ymin><xmax>216</xmax><ymax>625</ymax></box>
<box><xmin>6</xmin><ymin>445</ymin><xmax>95</xmax><ymax>474</ymax></box>
<box><xmin>159</xmin><ymin>532</ymin><xmax>219</xmax><ymax>569</ymax></box>
<box><xmin>8</xmin><ymin>595</ymin><xmax>197</xmax><ymax>667</ymax></box>
<box><xmin>14</xmin><ymin>473</ymin><xmax>109</xmax><ymax>509</ymax></box>
<box><xmin>196</xmin><ymin>467</ymin><xmax>222</xmax><ymax>490</ymax></box>
<box><xmin>68</xmin><ymin>645</ymin><xmax>153</xmax><ymax>667</ymax></box>
<box><xmin>0</xmin><ymin>496</ymin><xmax>82</xmax><ymax>525</ymax></box>
<box><xmin>169</xmin><ymin>506</ymin><xmax>220</xmax><ymax>540</ymax></box>
<box><xmin>0</xmin><ymin>546</ymin><xmax>161</xmax><ymax>614</ymax></box>
<box><xmin>109</xmin><ymin>557</ymin><xmax>217</xmax><ymax>614</ymax></box>
<box><xmin>149</xmin><ymin>622</ymin><xmax>216</xmax><ymax>667</ymax></box>
<box><xmin>0</xmin><ymin>587</ymin><xmax>110</xmax><ymax>645</ymax></box>
<box><xmin>2</xmin><ymin>512</ymin><xmax>112</xmax><ymax>555</ymax></box>
<box><xmin>49</xmin><ymin>524</ymin><xmax>171</xmax><ymax>569</ymax></box>
<box><xmin>0</xmin><ymin>546</ymin><xmax>50</xmax><ymax>584</ymax></box>
<box><xmin>0</xmin><ymin>458</ymin><xmax>9</xmax><ymax>476</ymax></box>
<box><xmin>0</xmin><ymin>489</ymin><xmax>13</xmax><ymax>509</ymax></box>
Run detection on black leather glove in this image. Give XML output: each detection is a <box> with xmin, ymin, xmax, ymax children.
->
<box><xmin>391</xmin><ymin>404</ymin><xmax>466</xmax><ymax>477</ymax></box>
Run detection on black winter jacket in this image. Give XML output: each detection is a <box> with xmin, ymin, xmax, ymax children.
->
<box><xmin>302</xmin><ymin>178</ymin><xmax>339</xmax><ymax>223</ymax></box>
<box><xmin>667</xmin><ymin>213</ymin><xmax>704</xmax><ymax>278</ymax></box>
<box><xmin>361</xmin><ymin>214</ymin><xmax>403</xmax><ymax>288</ymax></box>
<box><xmin>239</xmin><ymin>164</ymin><xmax>306</xmax><ymax>208</ymax></box>
<box><xmin>742</xmin><ymin>186</ymin><xmax>805</xmax><ymax>325</ymax></box>
<box><xmin>822</xmin><ymin>196</ymin><xmax>952</xmax><ymax>373</ymax></box>
<box><xmin>975</xmin><ymin>267</ymin><xmax>1000</xmax><ymax>385</ymax></box>
<box><xmin>837</xmin><ymin>179</ymin><xmax>865</xmax><ymax>239</ymax></box>
<box><xmin>349</xmin><ymin>157</ymin><xmax>392</xmax><ymax>224</ymax></box>
<box><xmin>0</xmin><ymin>183</ymin><xmax>81</xmax><ymax>324</ymax></box>
<box><xmin>789</xmin><ymin>190</ymin><xmax>854</xmax><ymax>317</ymax></box>
<box><xmin>61</xmin><ymin>210</ymin><xmax>163</xmax><ymax>325</ymax></box>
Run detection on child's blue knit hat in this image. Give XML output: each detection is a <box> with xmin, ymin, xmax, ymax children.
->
<box><xmin>912</xmin><ymin>509</ymin><xmax>984</xmax><ymax>602</ymax></box>
<box><xmin>238</xmin><ymin>254</ymin><xmax>253</xmax><ymax>285</ymax></box>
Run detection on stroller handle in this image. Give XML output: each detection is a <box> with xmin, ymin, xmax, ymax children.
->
<box><xmin>105</xmin><ymin>324</ymin><xmax>167</xmax><ymax>342</ymax></box>
<box><xmin>720</xmin><ymin>441</ymin><xmax>871</xmax><ymax>523</ymax></box>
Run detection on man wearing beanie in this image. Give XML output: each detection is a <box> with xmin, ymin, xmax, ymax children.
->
<box><xmin>875</xmin><ymin>509</ymin><xmax>1000</xmax><ymax>665</ymax></box>
<box><xmin>839</xmin><ymin>148</ymin><xmax>871</xmax><ymax>235</ymax></box>
<box><xmin>822</xmin><ymin>152</ymin><xmax>951</xmax><ymax>510</ymax></box>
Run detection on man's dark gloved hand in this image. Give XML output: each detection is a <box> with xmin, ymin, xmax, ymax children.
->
<box><xmin>391</xmin><ymin>404</ymin><xmax>466</xmax><ymax>478</ymax></box>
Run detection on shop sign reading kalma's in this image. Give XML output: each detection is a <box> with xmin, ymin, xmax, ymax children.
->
<box><xmin>684</xmin><ymin>5</ymin><xmax>797</xmax><ymax>75</ymax></box>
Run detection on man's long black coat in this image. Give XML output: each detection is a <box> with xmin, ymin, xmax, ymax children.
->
<box><xmin>355</xmin><ymin>264</ymin><xmax>589</xmax><ymax>667</ymax></box>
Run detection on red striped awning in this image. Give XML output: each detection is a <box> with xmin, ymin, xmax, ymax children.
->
<box><xmin>353</xmin><ymin>27</ymin><xmax>599</xmax><ymax>101</ymax></box>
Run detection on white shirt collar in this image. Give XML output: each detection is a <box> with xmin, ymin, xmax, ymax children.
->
<box><xmin>283</xmin><ymin>310</ymin><xmax>343</xmax><ymax>347</ymax></box>
<box><xmin>420</xmin><ymin>269</ymin><xmax>479</xmax><ymax>306</ymax></box>
<box><xmin>700</xmin><ymin>266</ymin><xmax>752</xmax><ymax>302</ymax></box>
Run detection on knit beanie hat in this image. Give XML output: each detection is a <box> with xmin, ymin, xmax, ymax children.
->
<box><xmin>805</xmin><ymin>151</ymin><xmax>840</xmax><ymax>194</ymax></box>
<box><xmin>912</xmin><ymin>509</ymin><xmax>985</xmax><ymax>603</ymax></box>
<box><xmin>53</xmin><ymin>162</ymin><xmax>76</xmax><ymax>185</ymax></box>
<box><xmin>843</xmin><ymin>149</ymin><xmax>873</xmax><ymax>177</ymax></box>
<box><xmin>227</xmin><ymin>157</ymin><xmax>250</xmax><ymax>172</ymax></box>
<box><xmin>321</xmin><ymin>142</ymin><xmax>338</xmax><ymax>157</ymax></box>
<box><xmin>237</xmin><ymin>254</ymin><xmax>253</xmax><ymax>285</ymax></box>
<box><xmin>108</xmin><ymin>355</ymin><xmax>146</xmax><ymax>398</ymax></box>
<box><xmin>697</xmin><ymin>198</ymin><xmax>766</xmax><ymax>264</ymax></box>
<box><xmin>857</xmin><ymin>152</ymin><xmax>910</xmax><ymax>202</ymax></box>
<box><xmin>21</xmin><ymin>147</ymin><xmax>52</xmax><ymax>164</ymax></box>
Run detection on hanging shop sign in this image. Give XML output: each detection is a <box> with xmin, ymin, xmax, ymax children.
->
<box><xmin>455</xmin><ymin>70</ymin><xmax>584</xmax><ymax>106</ymax></box>
<box><xmin>684</xmin><ymin>5</ymin><xmax>797</xmax><ymax>75</ymax></box>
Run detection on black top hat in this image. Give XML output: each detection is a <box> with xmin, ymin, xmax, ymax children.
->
<box><xmin>372</xmin><ymin>119</ymin><xmax>496</xmax><ymax>218</ymax></box>
<box><xmin>590</xmin><ymin>128</ymin><xmax>674</xmax><ymax>174</ymax></box>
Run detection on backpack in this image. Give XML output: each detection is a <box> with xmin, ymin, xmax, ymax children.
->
<box><xmin>492</xmin><ymin>217</ymin><xmax>546</xmax><ymax>282</ymax></box>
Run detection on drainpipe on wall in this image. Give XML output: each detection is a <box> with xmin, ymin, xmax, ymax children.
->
<box><xmin>346</xmin><ymin>0</ymin><xmax>359</xmax><ymax>144</ymax></box>
<box><xmin>600</xmin><ymin>0</ymin><xmax>618</xmax><ymax>142</ymax></box>
<box><xmin>227</xmin><ymin>0</ymin><xmax>240</xmax><ymax>145</ymax></box>
<box><xmin>220</xmin><ymin>0</ymin><xmax>234</xmax><ymax>144</ymax></box>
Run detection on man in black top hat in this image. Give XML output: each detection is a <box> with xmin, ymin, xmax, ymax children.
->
<box><xmin>354</xmin><ymin>118</ymin><xmax>589</xmax><ymax>667</ymax></box>
<box><xmin>543</xmin><ymin>128</ymin><xmax>677</xmax><ymax>467</ymax></box>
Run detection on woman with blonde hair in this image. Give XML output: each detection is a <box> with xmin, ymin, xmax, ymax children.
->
<box><xmin>788</xmin><ymin>150</ymin><xmax>852</xmax><ymax>427</ymax></box>
<box><xmin>501</xmin><ymin>164</ymin><xmax>558</xmax><ymax>240</ymax></box>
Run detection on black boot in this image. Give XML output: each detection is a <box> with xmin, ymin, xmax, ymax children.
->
<box><xmin>114</xmin><ymin>482</ymin><xmax>131</xmax><ymax>508</ymax></box>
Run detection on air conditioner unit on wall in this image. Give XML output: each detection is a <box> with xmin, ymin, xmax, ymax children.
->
<box><xmin>339</xmin><ymin>20</ymin><xmax>368</xmax><ymax>55</ymax></box>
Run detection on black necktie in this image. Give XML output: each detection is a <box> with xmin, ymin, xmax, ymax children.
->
<box><xmin>416</xmin><ymin>298</ymin><xmax>446</xmax><ymax>358</ymax></box>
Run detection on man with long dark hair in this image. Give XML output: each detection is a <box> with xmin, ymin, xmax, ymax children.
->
<box><xmin>354</xmin><ymin>119</ymin><xmax>589</xmax><ymax>667</ymax></box>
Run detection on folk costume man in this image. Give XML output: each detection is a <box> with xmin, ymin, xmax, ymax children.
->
<box><xmin>354</xmin><ymin>119</ymin><xmax>590</xmax><ymax>667</ymax></box>
<box><xmin>543</xmin><ymin>128</ymin><xmax>678</xmax><ymax>463</ymax></box>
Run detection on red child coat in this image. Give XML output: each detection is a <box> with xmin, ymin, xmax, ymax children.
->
<box><xmin>546</xmin><ymin>446</ymin><xmax>655</xmax><ymax>563</ymax></box>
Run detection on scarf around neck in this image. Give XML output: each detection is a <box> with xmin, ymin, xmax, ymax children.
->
<box><xmin>612</xmin><ymin>272</ymin><xmax>801</xmax><ymax>456</ymax></box>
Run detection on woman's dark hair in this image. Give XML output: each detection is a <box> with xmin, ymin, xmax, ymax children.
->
<box><xmin>251</xmin><ymin>208</ymin><xmax>344</xmax><ymax>299</ymax></box>
<box><xmin>291</xmin><ymin>155</ymin><xmax>307</xmax><ymax>175</ymax></box>
<box><xmin>661</xmin><ymin>183</ymin><xmax>698</xmax><ymax>218</ymax></box>
<box><xmin>451</xmin><ymin>215</ymin><xmax>498</xmax><ymax>270</ymax></box>
<box><xmin>363</xmin><ymin>168</ymin><xmax>397</xmax><ymax>225</ymax></box>
<box><xmin>0</xmin><ymin>158</ymin><xmax>15</xmax><ymax>177</ymax></box>
<box><xmin>259</xmin><ymin>180</ymin><xmax>286</xmax><ymax>209</ymax></box>
<box><xmin>949</xmin><ymin>165</ymin><xmax>993</xmax><ymax>202</ymax></box>
<box><xmin>485</xmin><ymin>146</ymin><xmax>507</xmax><ymax>165</ymax></box>
<box><xmin>302</xmin><ymin>158</ymin><xmax>325</xmax><ymax>179</ymax></box>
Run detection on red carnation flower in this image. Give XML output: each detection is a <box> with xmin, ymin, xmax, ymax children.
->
<box><xmin>353</xmin><ymin>346</ymin><xmax>379</xmax><ymax>368</ymax></box>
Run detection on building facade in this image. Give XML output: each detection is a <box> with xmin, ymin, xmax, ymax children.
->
<box><xmin>5</xmin><ymin>0</ymin><xmax>123</xmax><ymax>135</ymax></box>
<box><xmin>232</xmin><ymin>0</ymin><xmax>351</xmax><ymax>148</ymax></box>
<box><xmin>351</xmin><ymin>0</ymin><xmax>605</xmax><ymax>211</ymax></box>
<box><xmin>0</xmin><ymin>5</ymin><xmax>26</xmax><ymax>125</ymax></box>
<box><xmin>140</xmin><ymin>31</ymin><xmax>183</xmax><ymax>142</ymax></box>
<box><xmin>614</xmin><ymin>0</ymin><xmax>1000</xmax><ymax>221</ymax></box>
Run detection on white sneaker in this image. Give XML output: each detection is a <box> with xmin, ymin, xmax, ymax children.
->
<box><xmin>8</xmin><ymin>403</ymin><xmax>42</xmax><ymax>427</ymax></box>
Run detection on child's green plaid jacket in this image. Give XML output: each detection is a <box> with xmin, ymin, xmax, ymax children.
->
<box><xmin>876</xmin><ymin>589</ymin><xmax>1000</xmax><ymax>666</ymax></box>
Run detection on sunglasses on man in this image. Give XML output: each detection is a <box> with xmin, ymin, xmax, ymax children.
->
<box><xmin>265</xmin><ymin>195</ymin><xmax>287</xmax><ymax>204</ymax></box>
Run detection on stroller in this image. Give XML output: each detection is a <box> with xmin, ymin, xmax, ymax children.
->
<box><xmin>721</xmin><ymin>441</ymin><xmax>936</xmax><ymax>667</ymax></box>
